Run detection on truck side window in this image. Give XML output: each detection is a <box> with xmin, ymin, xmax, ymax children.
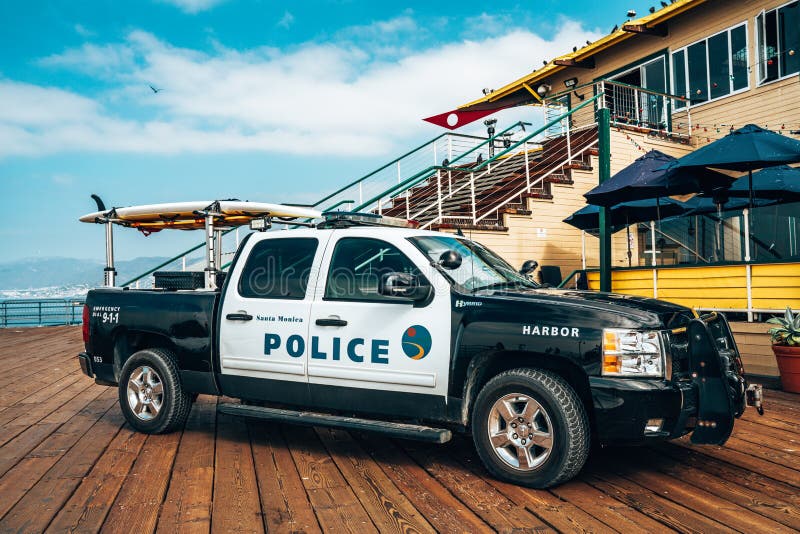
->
<box><xmin>238</xmin><ymin>238</ymin><xmax>318</xmax><ymax>299</ymax></box>
<box><xmin>325</xmin><ymin>237</ymin><xmax>424</xmax><ymax>301</ymax></box>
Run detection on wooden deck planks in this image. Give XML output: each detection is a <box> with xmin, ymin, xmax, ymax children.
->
<box><xmin>209</xmin><ymin>412</ymin><xmax>264</xmax><ymax>533</ymax></box>
<box><xmin>0</xmin><ymin>325</ymin><xmax>799</xmax><ymax>533</ymax></box>
<box><xmin>156</xmin><ymin>395</ymin><xmax>217</xmax><ymax>534</ymax></box>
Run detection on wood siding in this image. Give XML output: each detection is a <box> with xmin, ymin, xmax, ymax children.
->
<box><xmin>555</xmin><ymin>0</ymin><xmax>800</xmax><ymax>142</ymax></box>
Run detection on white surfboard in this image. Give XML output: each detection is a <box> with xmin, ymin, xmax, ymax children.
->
<box><xmin>79</xmin><ymin>200</ymin><xmax>321</xmax><ymax>231</ymax></box>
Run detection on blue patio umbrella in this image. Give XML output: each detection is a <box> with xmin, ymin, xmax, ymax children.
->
<box><xmin>584</xmin><ymin>150</ymin><xmax>735</xmax><ymax>207</ymax></box>
<box><xmin>564</xmin><ymin>198</ymin><xmax>689</xmax><ymax>231</ymax></box>
<box><xmin>564</xmin><ymin>198</ymin><xmax>689</xmax><ymax>266</ymax></box>
<box><xmin>665</xmin><ymin>124</ymin><xmax>800</xmax><ymax>208</ymax></box>
<box><xmin>726</xmin><ymin>165</ymin><xmax>800</xmax><ymax>201</ymax></box>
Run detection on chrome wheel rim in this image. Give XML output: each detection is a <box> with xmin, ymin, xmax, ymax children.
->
<box><xmin>487</xmin><ymin>393</ymin><xmax>553</xmax><ymax>471</ymax></box>
<box><xmin>126</xmin><ymin>365</ymin><xmax>164</xmax><ymax>421</ymax></box>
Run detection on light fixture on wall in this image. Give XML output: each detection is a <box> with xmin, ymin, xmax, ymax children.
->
<box><xmin>564</xmin><ymin>77</ymin><xmax>578</xmax><ymax>88</ymax></box>
<box><xmin>573</xmin><ymin>91</ymin><xmax>586</xmax><ymax>101</ymax></box>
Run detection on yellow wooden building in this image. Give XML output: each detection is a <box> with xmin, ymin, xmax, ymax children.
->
<box><xmin>440</xmin><ymin>0</ymin><xmax>800</xmax><ymax>378</ymax></box>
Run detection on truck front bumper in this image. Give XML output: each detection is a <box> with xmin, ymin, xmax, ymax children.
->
<box><xmin>591</xmin><ymin>312</ymin><xmax>763</xmax><ymax>446</ymax></box>
<box><xmin>590</xmin><ymin>377</ymin><xmax>697</xmax><ymax>445</ymax></box>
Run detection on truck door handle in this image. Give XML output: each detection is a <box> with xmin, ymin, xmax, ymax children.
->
<box><xmin>316</xmin><ymin>318</ymin><xmax>348</xmax><ymax>327</ymax></box>
<box><xmin>226</xmin><ymin>313</ymin><xmax>253</xmax><ymax>321</ymax></box>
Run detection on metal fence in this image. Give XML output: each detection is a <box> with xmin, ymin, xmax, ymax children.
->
<box><xmin>0</xmin><ymin>299</ymin><xmax>85</xmax><ymax>328</ymax></box>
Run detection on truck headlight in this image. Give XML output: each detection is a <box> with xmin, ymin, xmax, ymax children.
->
<box><xmin>602</xmin><ymin>329</ymin><xmax>664</xmax><ymax>378</ymax></box>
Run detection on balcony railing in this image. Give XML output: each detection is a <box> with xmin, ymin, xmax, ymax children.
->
<box><xmin>0</xmin><ymin>298</ymin><xmax>85</xmax><ymax>328</ymax></box>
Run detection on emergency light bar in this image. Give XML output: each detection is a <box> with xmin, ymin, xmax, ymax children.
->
<box><xmin>320</xmin><ymin>212</ymin><xmax>419</xmax><ymax>229</ymax></box>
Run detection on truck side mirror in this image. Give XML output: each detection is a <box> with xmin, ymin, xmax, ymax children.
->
<box><xmin>379</xmin><ymin>272</ymin><xmax>432</xmax><ymax>302</ymax></box>
<box><xmin>438</xmin><ymin>250</ymin><xmax>462</xmax><ymax>270</ymax></box>
<box><xmin>520</xmin><ymin>259</ymin><xmax>538</xmax><ymax>275</ymax></box>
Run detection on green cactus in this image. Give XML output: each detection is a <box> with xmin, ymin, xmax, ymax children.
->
<box><xmin>767</xmin><ymin>307</ymin><xmax>800</xmax><ymax>346</ymax></box>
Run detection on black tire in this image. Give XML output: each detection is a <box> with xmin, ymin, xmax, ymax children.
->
<box><xmin>118</xmin><ymin>348</ymin><xmax>192</xmax><ymax>434</ymax></box>
<box><xmin>472</xmin><ymin>368</ymin><xmax>589</xmax><ymax>488</ymax></box>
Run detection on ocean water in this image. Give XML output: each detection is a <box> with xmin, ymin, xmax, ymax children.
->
<box><xmin>0</xmin><ymin>285</ymin><xmax>91</xmax><ymax>301</ymax></box>
<box><xmin>0</xmin><ymin>286</ymin><xmax>89</xmax><ymax>327</ymax></box>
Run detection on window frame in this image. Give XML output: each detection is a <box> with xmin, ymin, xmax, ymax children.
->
<box><xmin>756</xmin><ymin>0</ymin><xmax>800</xmax><ymax>87</ymax></box>
<box><xmin>322</xmin><ymin>236</ymin><xmax>430</xmax><ymax>305</ymax></box>
<box><xmin>670</xmin><ymin>21</ymin><xmax>750</xmax><ymax>110</ymax></box>
<box><xmin>236</xmin><ymin>236</ymin><xmax>320</xmax><ymax>301</ymax></box>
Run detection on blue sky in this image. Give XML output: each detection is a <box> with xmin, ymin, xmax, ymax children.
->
<box><xmin>1</xmin><ymin>0</ymin><xmax>655</xmax><ymax>263</ymax></box>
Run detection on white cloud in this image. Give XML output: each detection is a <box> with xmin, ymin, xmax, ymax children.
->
<box><xmin>276</xmin><ymin>11</ymin><xmax>294</xmax><ymax>30</ymax></box>
<box><xmin>2</xmin><ymin>18</ymin><xmax>602</xmax><ymax>159</ymax></box>
<box><xmin>38</xmin><ymin>43</ymin><xmax>137</xmax><ymax>78</ymax></box>
<box><xmin>74</xmin><ymin>24</ymin><xmax>95</xmax><ymax>38</ymax></box>
<box><xmin>157</xmin><ymin>0</ymin><xmax>227</xmax><ymax>14</ymax></box>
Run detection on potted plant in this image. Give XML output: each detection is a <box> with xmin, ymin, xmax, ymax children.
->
<box><xmin>767</xmin><ymin>307</ymin><xmax>800</xmax><ymax>393</ymax></box>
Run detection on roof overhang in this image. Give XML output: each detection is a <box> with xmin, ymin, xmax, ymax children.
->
<box><xmin>423</xmin><ymin>0</ymin><xmax>705</xmax><ymax>129</ymax></box>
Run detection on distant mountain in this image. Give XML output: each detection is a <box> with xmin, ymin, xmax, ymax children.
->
<box><xmin>0</xmin><ymin>256</ymin><xmax>171</xmax><ymax>290</ymax></box>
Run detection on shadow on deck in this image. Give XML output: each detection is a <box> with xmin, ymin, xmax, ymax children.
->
<box><xmin>0</xmin><ymin>327</ymin><xmax>798</xmax><ymax>533</ymax></box>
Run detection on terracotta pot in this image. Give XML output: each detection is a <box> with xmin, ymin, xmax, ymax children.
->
<box><xmin>772</xmin><ymin>344</ymin><xmax>800</xmax><ymax>394</ymax></box>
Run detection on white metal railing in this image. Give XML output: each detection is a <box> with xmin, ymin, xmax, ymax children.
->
<box><xmin>315</xmin><ymin>125</ymin><xmax>531</xmax><ymax>215</ymax></box>
<box><xmin>405</xmin><ymin>94</ymin><xmax>603</xmax><ymax>229</ymax></box>
<box><xmin>407</xmin><ymin>142</ymin><xmax>543</xmax><ymax>226</ymax></box>
<box><xmin>474</xmin><ymin>127</ymin><xmax>599</xmax><ymax>225</ymax></box>
<box><xmin>598</xmin><ymin>79</ymin><xmax>691</xmax><ymax>136</ymax></box>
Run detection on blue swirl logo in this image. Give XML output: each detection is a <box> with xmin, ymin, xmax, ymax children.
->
<box><xmin>402</xmin><ymin>325</ymin><xmax>432</xmax><ymax>360</ymax></box>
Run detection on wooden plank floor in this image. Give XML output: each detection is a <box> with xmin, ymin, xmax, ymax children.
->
<box><xmin>0</xmin><ymin>327</ymin><xmax>798</xmax><ymax>533</ymax></box>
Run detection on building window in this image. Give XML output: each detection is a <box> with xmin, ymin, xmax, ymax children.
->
<box><xmin>671</xmin><ymin>23</ymin><xmax>749</xmax><ymax>109</ymax></box>
<box><xmin>757</xmin><ymin>1</ymin><xmax>800</xmax><ymax>84</ymax></box>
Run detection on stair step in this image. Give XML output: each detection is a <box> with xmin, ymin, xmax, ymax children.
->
<box><xmin>218</xmin><ymin>403</ymin><xmax>452</xmax><ymax>443</ymax></box>
<box><xmin>562</xmin><ymin>163</ymin><xmax>593</xmax><ymax>171</ymax></box>
<box><xmin>431</xmin><ymin>222</ymin><xmax>508</xmax><ymax>232</ymax></box>
<box><xmin>522</xmin><ymin>192</ymin><xmax>554</xmax><ymax>200</ymax></box>
<box><xmin>501</xmin><ymin>206</ymin><xmax>532</xmax><ymax>215</ymax></box>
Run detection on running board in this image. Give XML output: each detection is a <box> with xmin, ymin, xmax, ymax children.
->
<box><xmin>218</xmin><ymin>403</ymin><xmax>452</xmax><ymax>443</ymax></box>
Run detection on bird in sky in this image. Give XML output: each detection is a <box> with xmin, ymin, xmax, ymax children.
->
<box><xmin>149</xmin><ymin>85</ymin><xmax>163</xmax><ymax>94</ymax></box>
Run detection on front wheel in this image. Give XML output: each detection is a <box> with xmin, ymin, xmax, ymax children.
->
<box><xmin>118</xmin><ymin>348</ymin><xmax>192</xmax><ymax>434</ymax></box>
<box><xmin>472</xmin><ymin>368</ymin><xmax>589</xmax><ymax>488</ymax></box>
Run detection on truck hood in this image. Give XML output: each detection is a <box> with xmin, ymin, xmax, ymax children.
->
<box><xmin>476</xmin><ymin>287</ymin><xmax>693</xmax><ymax>329</ymax></box>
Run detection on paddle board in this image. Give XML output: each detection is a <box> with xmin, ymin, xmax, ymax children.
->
<box><xmin>79</xmin><ymin>200</ymin><xmax>321</xmax><ymax>232</ymax></box>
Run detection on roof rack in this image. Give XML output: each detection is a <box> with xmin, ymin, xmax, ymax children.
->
<box><xmin>318</xmin><ymin>212</ymin><xmax>419</xmax><ymax>229</ymax></box>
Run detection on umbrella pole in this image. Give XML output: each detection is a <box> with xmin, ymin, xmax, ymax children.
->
<box><xmin>581</xmin><ymin>230</ymin><xmax>586</xmax><ymax>270</ymax></box>
<box><xmin>747</xmin><ymin>169</ymin><xmax>754</xmax><ymax>260</ymax></box>
<box><xmin>650</xmin><ymin>220</ymin><xmax>657</xmax><ymax>266</ymax></box>
<box><xmin>743</xmin><ymin>208</ymin><xmax>751</xmax><ymax>261</ymax></box>
<box><xmin>716</xmin><ymin>202</ymin><xmax>723</xmax><ymax>261</ymax></box>
<box><xmin>626</xmin><ymin>216</ymin><xmax>632</xmax><ymax>267</ymax></box>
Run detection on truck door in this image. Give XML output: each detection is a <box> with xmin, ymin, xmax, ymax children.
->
<box><xmin>307</xmin><ymin>232</ymin><xmax>451</xmax><ymax>417</ymax></box>
<box><xmin>218</xmin><ymin>232</ymin><xmax>328</xmax><ymax>402</ymax></box>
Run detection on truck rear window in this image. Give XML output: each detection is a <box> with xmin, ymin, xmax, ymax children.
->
<box><xmin>238</xmin><ymin>238</ymin><xmax>318</xmax><ymax>299</ymax></box>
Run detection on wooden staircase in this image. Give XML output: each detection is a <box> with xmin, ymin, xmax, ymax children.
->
<box><xmin>381</xmin><ymin>127</ymin><xmax>599</xmax><ymax>231</ymax></box>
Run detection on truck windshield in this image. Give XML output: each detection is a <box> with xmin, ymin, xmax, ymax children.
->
<box><xmin>409</xmin><ymin>235</ymin><xmax>539</xmax><ymax>293</ymax></box>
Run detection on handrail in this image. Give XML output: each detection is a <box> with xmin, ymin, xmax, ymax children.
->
<box><xmin>325</xmin><ymin>199</ymin><xmax>355</xmax><ymax>212</ymax></box>
<box><xmin>311</xmin><ymin>131</ymin><xmax>490</xmax><ymax>208</ymax></box>
<box><xmin>557</xmin><ymin>269</ymin><xmax>583</xmax><ymax>289</ymax></box>
<box><xmin>0</xmin><ymin>298</ymin><xmax>86</xmax><ymax>328</ymax></box>
<box><xmin>470</xmin><ymin>94</ymin><xmax>600</xmax><ymax>174</ymax></box>
<box><xmin>547</xmin><ymin>77</ymin><xmax>686</xmax><ymax>104</ymax></box>
<box><xmin>443</xmin><ymin>121</ymin><xmax>531</xmax><ymax>168</ymax></box>
<box><xmin>351</xmin><ymin>120</ymin><xmax>535</xmax><ymax>213</ymax></box>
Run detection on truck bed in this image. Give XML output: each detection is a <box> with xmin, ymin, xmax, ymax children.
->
<box><xmin>85</xmin><ymin>288</ymin><xmax>220</xmax><ymax>392</ymax></box>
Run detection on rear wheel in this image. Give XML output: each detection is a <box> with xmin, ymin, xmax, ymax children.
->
<box><xmin>472</xmin><ymin>368</ymin><xmax>589</xmax><ymax>488</ymax></box>
<box><xmin>118</xmin><ymin>348</ymin><xmax>192</xmax><ymax>434</ymax></box>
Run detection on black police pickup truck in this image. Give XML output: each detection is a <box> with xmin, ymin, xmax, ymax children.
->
<box><xmin>78</xmin><ymin>213</ymin><xmax>762</xmax><ymax>488</ymax></box>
